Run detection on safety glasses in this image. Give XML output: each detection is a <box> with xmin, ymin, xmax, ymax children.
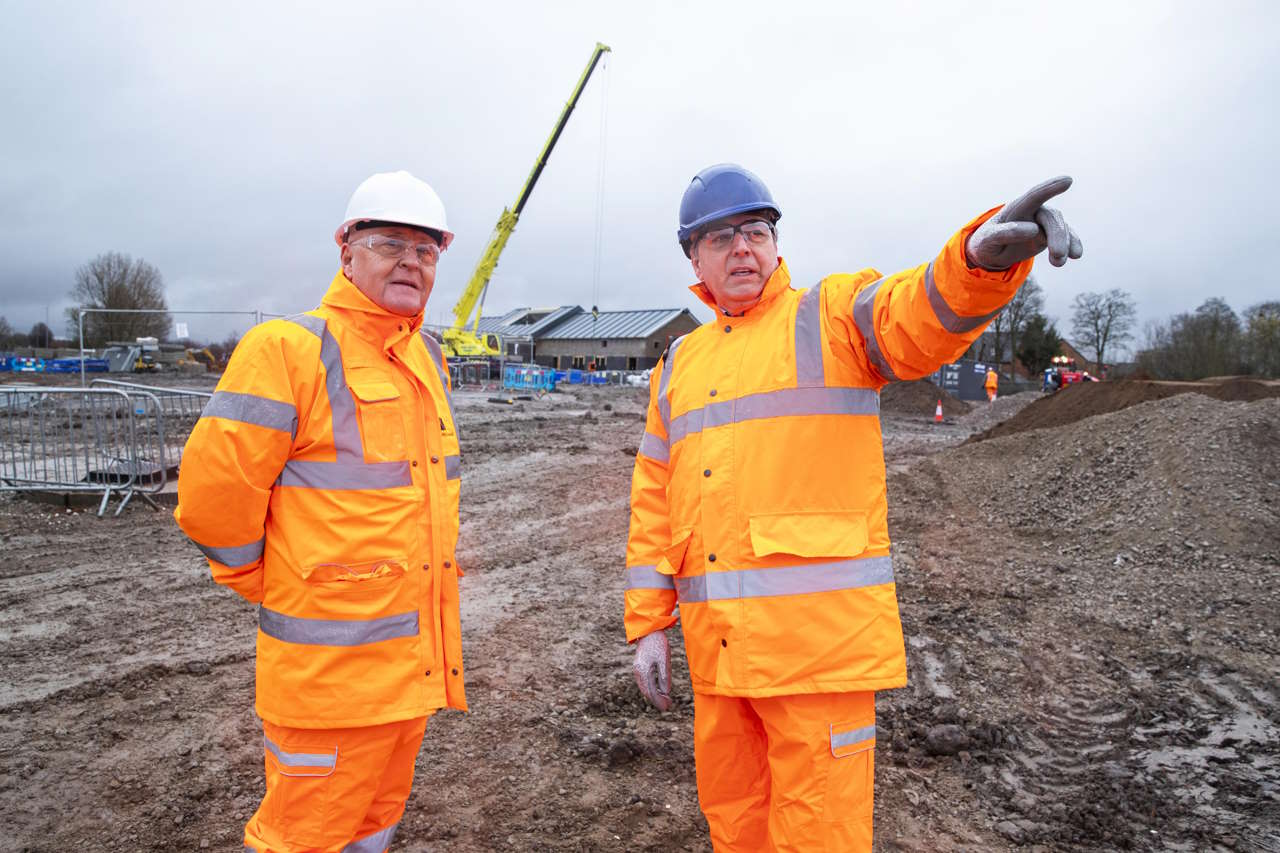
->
<box><xmin>697</xmin><ymin>220</ymin><xmax>776</xmax><ymax>252</ymax></box>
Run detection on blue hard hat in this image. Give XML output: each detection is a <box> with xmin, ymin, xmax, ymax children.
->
<box><xmin>678</xmin><ymin>163</ymin><xmax>781</xmax><ymax>257</ymax></box>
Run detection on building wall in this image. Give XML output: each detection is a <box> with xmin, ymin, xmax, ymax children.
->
<box><xmin>534</xmin><ymin>314</ymin><xmax>701</xmax><ymax>371</ymax></box>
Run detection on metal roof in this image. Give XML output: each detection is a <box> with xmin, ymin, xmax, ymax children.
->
<box><xmin>476</xmin><ymin>306</ymin><xmax>582</xmax><ymax>340</ymax></box>
<box><xmin>538</xmin><ymin>308</ymin><xmax>692</xmax><ymax>340</ymax></box>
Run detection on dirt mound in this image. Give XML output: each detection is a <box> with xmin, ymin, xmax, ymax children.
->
<box><xmin>881</xmin><ymin>380</ymin><xmax>970</xmax><ymax>416</ymax></box>
<box><xmin>955</xmin><ymin>390</ymin><xmax>1039</xmax><ymax>433</ymax></box>
<box><xmin>969</xmin><ymin>379</ymin><xmax>1280</xmax><ymax>442</ymax></box>
<box><xmin>931</xmin><ymin>394</ymin><xmax>1280</xmax><ymax>554</ymax></box>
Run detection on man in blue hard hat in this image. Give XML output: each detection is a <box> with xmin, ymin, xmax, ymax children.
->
<box><xmin>624</xmin><ymin>163</ymin><xmax>1081</xmax><ymax>850</ymax></box>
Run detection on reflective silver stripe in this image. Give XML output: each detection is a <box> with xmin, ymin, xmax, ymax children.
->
<box><xmin>924</xmin><ymin>261</ymin><xmax>1002</xmax><ymax>333</ymax></box>
<box><xmin>202</xmin><ymin>391</ymin><xmax>297</xmax><ymax>437</ymax></box>
<box><xmin>263</xmin><ymin>734</ymin><xmax>337</xmax><ymax>770</ymax></box>
<box><xmin>657</xmin><ymin>336</ymin><xmax>685</xmax><ymax>433</ymax></box>
<box><xmin>344</xmin><ymin>821</ymin><xmax>399</xmax><ymax>853</ymax></box>
<box><xmin>831</xmin><ymin>723</ymin><xmax>876</xmax><ymax>751</ymax></box>
<box><xmin>193</xmin><ymin>535</ymin><xmax>264</xmax><ymax>568</ymax></box>
<box><xmin>637</xmin><ymin>432</ymin><xmax>669</xmax><ymax>463</ymax></box>
<box><xmin>259</xmin><ymin>606</ymin><xmax>419</xmax><ymax>646</ymax></box>
<box><xmin>420</xmin><ymin>330</ymin><xmax>457</xmax><ymax>427</ymax></box>
<box><xmin>852</xmin><ymin>278</ymin><xmax>899</xmax><ymax>382</ymax></box>
<box><xmin>279</xmin><ymin>460</ymin><xmax>412</xmax><ymax>490</ymax></box>
<box><xmin>285</xmin><ymin>313</ymin><xmax>326</xmax><ymax>338</ymax></box>
<box><xmin>319</xmin><ymin>327</ymin><xmax>363</xmax><ymax>462</ymax></box>
<box><xmin>625</xmin><ymin>564</ymin><xmax>675</xmax><ymax>590</ymax></box>
<box><xmin>676</xmin><ymin>555</ymin><xmax>894</xmax><ymax>603</ymax></box>
<box><xmin>668</xmin><ymin>386</ymin><xmax>879</xmax><ymax>444</ymax></box>
<box><xmin>445</xmin><ymin>454</ymin><xmax>461</xmax><ymax>480</ymax></box>
<box><xmin>794</xmin><ymin>283</ymin><xmax>825</xmax><ymax>387</ymax></box>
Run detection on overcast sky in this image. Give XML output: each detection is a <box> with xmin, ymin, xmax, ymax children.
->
<box><xmin>1</xmin><ymin>0</ymin><xmax>1276</xmax><ymax>353</ymax></box>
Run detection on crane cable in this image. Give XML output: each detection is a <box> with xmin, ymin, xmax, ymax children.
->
<box><xmin>590</xmin><ymin>51</ymin><xmax>610</xmax><ymax>323</ymax></box>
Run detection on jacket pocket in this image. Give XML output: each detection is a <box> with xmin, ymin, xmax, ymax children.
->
<box><xmin>301</xmin><ymin>557</ymin><xmax>409</xmax><ymax>613</ymax></box>
<box><xmin>348</xmin><ymin>375</ymin><xmax>406</xmax><ymax>461</ymax></box>
<box><xmin>748</xmin><ymin>511</ymin><xmax>868</xmax><ymax>559</ymax></box>
<box><xmin>657</xmin><ymin>529</ymin><xmax>693</xmax><ymax>576</ymax></box>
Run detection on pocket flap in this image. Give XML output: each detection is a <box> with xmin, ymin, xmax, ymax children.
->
<box><xmin>349</xmin><ymin>379</ymin><xmax>401</xmax><ymax>403</ymax></box>
<box><xmin>656</xmin><ymin>530</ymin><xmax>692</xmax><ymax>576</ymax></box>
<box><xmin>748</xmin><ymin>511</ymin><xmax>867</xmax><ymax>558</ymax></box>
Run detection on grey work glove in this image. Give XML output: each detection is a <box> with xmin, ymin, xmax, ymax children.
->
<box><xmin>966</xmin><ymin>175</ymin><xmax>1084</xmax><ymax>271</ymax></box>
<box><xmin>632</xmin><ymin>630</ymin><xmax>672</xmax><ymax>711</ymax></box>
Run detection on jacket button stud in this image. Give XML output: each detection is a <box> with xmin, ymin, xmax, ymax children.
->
<box><xmin>425</xmin><ymin>670</ymin><xmax>431</xmax><ymax>676</ymax></box>
<box><xmin>708</xmin><ymin>553</ymin><xmax>716</xmax><ymax>562</ymax></box>
<box><xmin>703</xmin><ymin>469</ymin><xmax>711</xmax><ymax>477</ymax></box>
<box><xmin>709</xmin><ymin>389</ymin><xmax>717</xmax><ymax>397</ymax></box>
<box><xmin>721</xmin><ymin>639</ymin><xmax>728</xmax><ymax>647</ymax></box>
<box><xmin>451</xmin><ymin>668</ymin><xmax>459</xmax><ymax>676</ymax></box>
<box><xmin>444</xmin><ymin>561</ymin><xmax>452</xmax><ymax>568</ymax></box>
<box><xmin>431</xmin><ymin>455</ymin><xmax>439</xmax><ymax>463</ymax></box>
<box><xmin>723</xmin><ymin>325</ymin><xmax>732</xmax><ymax>333</ymax></box>
<box><xmin>422</xmin><ymin>563</ymin><xmax>430</xmax><ymax>571</ymax></box>
<box><xmin>412</xmin><ymin>460</ymin><xmax>419</xmax><ymax>467</ymax></box>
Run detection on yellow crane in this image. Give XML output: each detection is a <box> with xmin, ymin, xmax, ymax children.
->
<box><xmin>442</xmin><ymin>42</ymin><xmax>611</xmax><ymax>358</ymax></box>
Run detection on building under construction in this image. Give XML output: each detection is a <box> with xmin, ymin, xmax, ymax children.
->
<box><xmin>477</xmin><ymin>306</ymin><xmax>699</xmax><ymax>370</ymax></box>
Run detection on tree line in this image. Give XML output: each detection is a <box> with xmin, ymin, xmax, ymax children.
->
<box><xmin>969</xmin><ymin>281</ymin><xmax>1276</xmax><ymax>381</ymax></box>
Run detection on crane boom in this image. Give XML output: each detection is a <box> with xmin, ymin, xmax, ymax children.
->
<box><xmin>443</xmin><ymin>42</ymin><xmax>611</xmax><ymax>358</ymax></box>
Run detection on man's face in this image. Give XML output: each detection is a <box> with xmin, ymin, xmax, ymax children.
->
<box><xmin>689</xmin><ymin>212</ymin><xmax>780</xmax><ymax>315</ymax></box>
<box><xmin>340</xmin><ymin>224</ymin><xmax>440</xmax><ymax>317</ymax></box>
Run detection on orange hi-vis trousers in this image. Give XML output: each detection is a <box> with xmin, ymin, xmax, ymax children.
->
<box><xmin>693</xmin><ymin>691</ymin><xmax>876</xmax><ymax>852</ymax></box>
<box><xmin>245</xmin><ymin>715</ymin><xmax>430</xmax><ymax>852</ymax></box>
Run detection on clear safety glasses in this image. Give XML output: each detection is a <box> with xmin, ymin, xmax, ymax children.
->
<box><xmin>353</xmin><ymin>234</ymin><xmax>441</xmax><ymax>264</ymax></box>
<box><xmin>697</xmin><ymin>220</ymin><xmax>776</xmax><ymax>252</ymax></box>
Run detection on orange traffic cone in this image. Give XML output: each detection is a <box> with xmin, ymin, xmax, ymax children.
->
<box><xmin>934</xmin><ymin>400</ymin><xmax>944</xmax><ymax>423</ymax></box>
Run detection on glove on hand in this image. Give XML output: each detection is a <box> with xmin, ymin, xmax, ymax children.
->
<box><xmin>633</xmin><ymin>630</ymin><xmax>672</xmax><ymax>711</ymax></box>
<box><xmin>966</xmin><ymin>175</ymin><xmax>1083</xmax><ymax>271</ymax></box>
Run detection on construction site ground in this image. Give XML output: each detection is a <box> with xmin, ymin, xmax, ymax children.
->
<box><xmin>1</xmin><ymin>378</ymin><xmax>1277</xmax><ymax>852</ymax></box>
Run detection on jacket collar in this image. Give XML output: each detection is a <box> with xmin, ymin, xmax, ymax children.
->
<box><xmin>688</xmin><ymin>257</ymin><xmax>793</xmax><ymax>317</ymax></box>
<box><xmin>320</xmin><ymin>271</ymin><xmax>423</xmax><ymax>349</ymax></box>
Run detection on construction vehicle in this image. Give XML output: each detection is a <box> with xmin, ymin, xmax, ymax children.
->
<box><xmin>442</xmin><ymin>42</ymin><xmax>611</xmax><ymax>358</ymax></box>
<box><xmin>1046</xmin><ymin>355</ymin><xmax>1097</xmax><ymax>391</ymax></box>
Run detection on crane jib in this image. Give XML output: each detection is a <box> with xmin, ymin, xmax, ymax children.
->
<box><xmin>444</xmin><ymin>42</ymin><xmax>612</xmax><ymax>359</ymax></box>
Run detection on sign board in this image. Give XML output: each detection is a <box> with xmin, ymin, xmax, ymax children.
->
<box><xmin>175</xmin><ymin>322</ymin><xmax>189</xmax><ymax>339</ymax></box>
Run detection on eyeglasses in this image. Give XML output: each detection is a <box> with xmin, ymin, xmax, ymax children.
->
<box><xmin>697</xmin><ymin>220</ymin><xmax>776</xmax><ymax>252</ymax></box>
<box><xmin>352</xmin><ymin>234</ymin><xmax>441</xmax><ymax>264</ymax></box>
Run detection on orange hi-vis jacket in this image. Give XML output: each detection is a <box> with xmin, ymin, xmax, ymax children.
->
<box><xmin>986</xmin><ymin>369</ymin><xmax>999</xmax><ymax>390</ymax></box>
<box><xmin>176</xmin><ymin>272</ymin><xmax>466</xmax><ymax>728</ymax></box>
<box><xmin>625</xmin><ymin>209</ymin><xmax>1032</xmax><ymax>698</ymax></box>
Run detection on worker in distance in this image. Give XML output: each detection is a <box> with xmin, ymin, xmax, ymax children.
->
<box><xmin>625</xmin><ymin>164</ymin><xmax>1081</xmax><ymax>850</ymax></box>
<box><xmin>176</xmin><ymin>171</ymin><xmax>465</xmax><ymax>852</ymax></box>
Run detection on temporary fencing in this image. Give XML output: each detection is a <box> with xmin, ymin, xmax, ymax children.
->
<box><xmin>502</xmin><ymin>364</ymin><xmax>558</xmax><ymax>392</ymax></box>
<box><xmin>0</xmin><ymin>381</ymin><xmax>212</xmax><ymax>516</ymax></box>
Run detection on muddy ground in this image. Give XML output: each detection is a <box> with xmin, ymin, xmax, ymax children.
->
<box><xmin>0</xmin><ymin>382</ymin><xmax>1277</xmax><ymax>851</ymax></box>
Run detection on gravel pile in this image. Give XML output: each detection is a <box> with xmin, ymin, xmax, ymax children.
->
<box><xmin>954</xmin><ymin>390</ymin><xmax>1040</xmax><ymax>433</ymax></box>
<box><xmin>881</xmin><ymin>380</ymin><xmax>970</xmax><ymax>417</ymax></box>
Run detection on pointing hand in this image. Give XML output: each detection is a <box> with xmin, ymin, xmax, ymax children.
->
<box><xmin>966</xmin><ymin>176</ymin><xmax>1083</xmax><ymax>271</ymax></box>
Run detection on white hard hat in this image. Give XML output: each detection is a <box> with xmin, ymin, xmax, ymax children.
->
<box><xmin>335</xmin><ymin>170</ymin><xmax>455</xmax><ymax>249</ymax></box>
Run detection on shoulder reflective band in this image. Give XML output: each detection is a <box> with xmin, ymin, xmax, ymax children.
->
<box><xmin>657</xmin><ymin>335</ymin><xmax>686</xmax><ymax>434</ymax></box>
<box><xmin>419</xmin><ymin>330</ymin><xmax>457</xmax><ymax>427</ymax></box>
<box><xmin>625</xmin><ymin>564</ymin><xmax>675</xmax><ymax>590</ymax></box>
<box><xmin>794</xmin><ymin>282</ymin><xmax>825</xmax><ymax>387</ymax></box>
<box><xmin>444</xmin><ymin>454</ymin><xmax>461</xmax><ymax>481</ymax></box>
<box><xmin>667</xmin><ymin>386</ymin><xmax>879</xmax><ymax>445</ymax></box>
<box><xmin>852</xmin><ymin>278</ymin><xmax>899</xmax><ymax>382</ymax></box>
<box><xmin>320</xmin><ymin>327</ymin><xmax>362</xmax><ymax>463</ymax></box>
<box><xmin>831</xmin><ymin>722</ymin><xmax>876</xmax><ymax>757</ymax></box>
<box><xmin>202</xmin><ymin>391</ymin><xmax>298</xmax><ymax>438</ymax></box>
<box><xmin>284</xmin><ymin>312</ymin><xmax>326</xmax><ymax>338</ymax></box>
<box><xmin>279</xmin><ymin>459</ymin><xmax>412</xmax><ymax>490</ymax></box>
<box><xmin>923</xmin><ymin>261</ymin><xmax>1002</xmax><ymax>334</ymax></box>
<box><xmin>345</xmin><ymin>822</ymin><xmax>400</xmax><ymax>853</ymax></box>
<box><xmin>675</xmin><ymin>555</ymin><xmax>893</xmax><ymax>603</ymax></box>
<box><xmin>259</xmin><ymin>606</ymin><xmax>419</xmax><ymax>646</ymax></box>
<box><xmin>637</xmin><ymin>432</ymin><xmax>669</xmax><ymax>464</ymax></box>
<box><xmin>192</xmin><ymin>535</ymin><xmax>264</xmax><ymax>568</ymax></box>
<box><xmin>263</xmin><ymin>734</ymin><xmax>337</xmax><ymax>777</ymax></box>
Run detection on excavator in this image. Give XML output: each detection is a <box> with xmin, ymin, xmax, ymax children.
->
<box><xmin>442</xmin><ymin>42</ymin><xmax>610</xmax><ymax>358</ymax></box>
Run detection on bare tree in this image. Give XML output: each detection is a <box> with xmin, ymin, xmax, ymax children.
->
<box><xmin>1243</xmin><ymin>301</ymin><xmax>1280</xmax><ymax>378</ymax></box>
<box><xmin>29</xmin><ymin>322</ymin><xmax>55</xmax><ymax>349</ymax></box>
<box><xmin>65</xmin><ymin>252</ymin><xmax>171</xmax><ymax>347</ymax></box>
<box><xmin>1001</xmin><ymin>276</ymin><xmax>1045</xmax><ymax>376</ymax></box>
<box><xmin>0</xmin><ymin>315</ymin><xmax>14</xmax><ymax>349</ymax></box>
<box><xmin>1070</xmin><ymin>289</ymin><xmax>1137</xmax><ymax>373</ymax></box>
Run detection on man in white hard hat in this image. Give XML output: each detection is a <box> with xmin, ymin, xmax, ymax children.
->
<box><xmin>176</xmin><ymin>170</ymin><xmax>466</xmax><ymax>852</ymax></box>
